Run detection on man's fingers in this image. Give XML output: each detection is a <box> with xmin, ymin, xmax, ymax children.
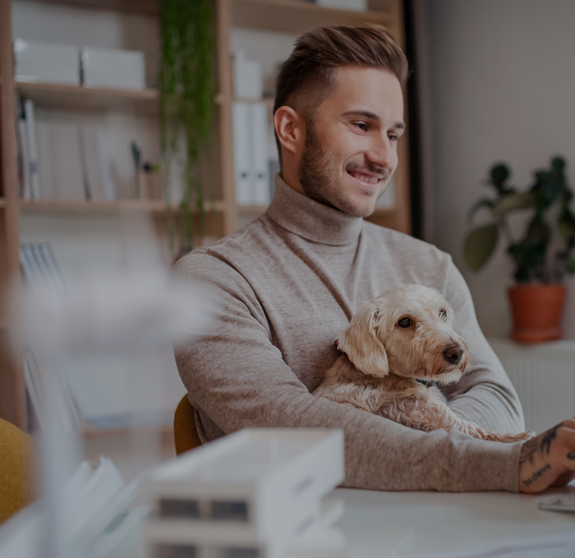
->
<box><xmin>549</xmin><ymin>470</ymin><xmax>575</xmax><ymax>488</ymax></box>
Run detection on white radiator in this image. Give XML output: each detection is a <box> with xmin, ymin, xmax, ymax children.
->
<box><xmin>488</xmin><ymin>338</ymin><xmax>575</xmax><ymax>434</ymax></box>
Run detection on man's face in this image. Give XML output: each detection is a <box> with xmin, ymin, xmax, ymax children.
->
<box><xmin>298</xmin><ymin>66</ymin><xmax>405</xmax><ymax>218</ymax></box>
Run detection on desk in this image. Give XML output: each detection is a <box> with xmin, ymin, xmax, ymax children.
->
<box><xmin>335</xmin><ymin>484</ymin><xmax>575</xmax><ymax>557</ymax></box>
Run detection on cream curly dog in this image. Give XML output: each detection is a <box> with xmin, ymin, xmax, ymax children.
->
<box><xmin>313</xmin><ymin>285</ymin><xmax>535</xmax><ymax>443</ymax></box>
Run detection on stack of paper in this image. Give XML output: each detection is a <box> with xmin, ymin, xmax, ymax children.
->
<box><xmin>0</xmin><ymin>457</ymin><xmax>147</xmax><ymax>558</ymax></box>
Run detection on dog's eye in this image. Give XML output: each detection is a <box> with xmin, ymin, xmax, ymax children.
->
<box><xmin>439</xmin><ymin>309</ymin><xmax>447</xmax><ymax>320</ymax></box>
<box><xmin>398</xmin><ymin>317</ymin><xmax>411</xmax><ymax>328</ymax></box>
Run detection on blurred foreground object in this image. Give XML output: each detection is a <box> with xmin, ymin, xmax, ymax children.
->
<box><xmin>0</xmin><ymin>418</ymin><xmax>35</xmax><ymax>524</ymax></box>
<box><xmin>11</xmin><ymin>240</ymin><xmax>205</xmax><ymax>557</ymax></box>
<box><xmin>463</xmin><ymin>157</ymin><xmax>575</xmax><ymax>342</ymax></box>
<box><xmin>0</xmin><ymin>457</ymin><xmax>146</xmax><ymax>558</ymax></box>
<box><xmin>144</xmin><ymin>429</ymin><xmax>346</xmax><ymax>558</ymax></box>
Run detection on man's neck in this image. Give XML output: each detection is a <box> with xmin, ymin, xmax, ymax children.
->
<box><xmin>279</xmin><ymin>168</ymin><xmax>305</xmax><ymax>196</ymax></box>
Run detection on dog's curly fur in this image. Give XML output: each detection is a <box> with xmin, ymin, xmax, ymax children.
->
<box><xmin>313</xmin><ymin>285</ymin><xmax>535</xmax><ymax>443</ymax></box>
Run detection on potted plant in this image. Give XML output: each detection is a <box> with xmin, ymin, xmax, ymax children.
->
<box><xmin>463</xmin><ymin>156</ymin><xmax>575</xmax><ymax>343</ymax></box>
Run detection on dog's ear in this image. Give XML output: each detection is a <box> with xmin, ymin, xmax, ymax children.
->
<box><xmin>337</xmin><ymin>303</ymin><xmax>389</xmax><ymax>377</ymax></box>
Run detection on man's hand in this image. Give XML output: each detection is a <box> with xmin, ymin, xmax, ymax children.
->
<box><xmin>518</xmin><ymin>418</ymin><xmax>575</xmax><ymax>493</ymax></box>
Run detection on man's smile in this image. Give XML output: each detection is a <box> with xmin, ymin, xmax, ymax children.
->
<box><xmin>346</xmin><ymin>168</ymin><xmax>386</xmax><ymax>187</ymax></box>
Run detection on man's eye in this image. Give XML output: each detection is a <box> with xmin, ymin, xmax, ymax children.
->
<box><xmin>398</xmin><ymin>317</ymin><xmax>411</xmax><ymax>328</ymax></box>
<box><xmin>439</xmin><ymin>309</ymin><xmax>447</xmax><ymax>320</ymax></box>
<box><xmin>354</xmin><ymin>122</ymin><xmax>368</xmax><ymax>131</ymax></box>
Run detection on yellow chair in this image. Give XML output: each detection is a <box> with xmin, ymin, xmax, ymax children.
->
<box><xmin>173</xmin><ymin>395</ymin><xmax>202</xmax><ymax>455</ymax></box>
<box><xmin>0</xmin><ymin>418</ymin><xmax>35</xmax><ymax>524</ymax></box>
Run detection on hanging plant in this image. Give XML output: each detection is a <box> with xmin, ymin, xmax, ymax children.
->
<box><xmin>159</xmin><ymin>0</ymin><xmax>216</xmax><ymax>256</ymax></box>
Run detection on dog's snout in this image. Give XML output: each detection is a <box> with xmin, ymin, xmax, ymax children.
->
<box><xmin>443</xmin><ymin>344</ymin><xmax>464</xmax><ymax>365</ymax></box>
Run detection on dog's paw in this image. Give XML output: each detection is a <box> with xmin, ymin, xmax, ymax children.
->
<box><xmin>486</xmin><ymin>430</ymin><xmax>536</xmax><ymax>443</ymax></box>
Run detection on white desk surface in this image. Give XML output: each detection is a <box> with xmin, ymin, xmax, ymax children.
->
<box><xmin>335</xmin><ymin>483</ymin><xmax>575</xmax><ymax>557</ymax></box>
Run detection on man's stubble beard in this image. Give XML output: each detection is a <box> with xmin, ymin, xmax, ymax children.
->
<box><xmin>298</xmin><ymin>121</ymin><xmax>389</xmax><ymax>218</ymax></box>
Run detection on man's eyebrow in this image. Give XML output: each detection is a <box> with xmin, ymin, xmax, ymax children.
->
<box><xmin>341</xmin><ymin>110</ymin><xmax>405</xmax><ymax>129</ymax></box>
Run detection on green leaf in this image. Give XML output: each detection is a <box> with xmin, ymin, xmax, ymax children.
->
<box><xmin>557</xmin><ymin>207</ymin><xmax>575</xmax><ymax>242</ymax></box>
<box><xmin>566</xmin><ymin>257</ymin><xmax>575</xmax><ymax>274</ymax></box>
<box><xmin>491</xmin><ymin>192</ymin><xmax>534</xmax><ymax>217</ymax></box>
<box><xmin>463</xmin><ymin>224</ymin><xmax>499</xmax><ymax>271</ymax></box>
<box><xmin>552</xmin><ymin>157</ymin><xmax>566</xmax><ymax>173</ymax></box>
<box><xmin>467</xmin><ymin>198</ymin><xmax>495</xmax><ymax>222</ymax></box>
<box><xmin>490</xmin><ymin>164</ymin><xmax>510</xmax><ymax>186</ymax></box>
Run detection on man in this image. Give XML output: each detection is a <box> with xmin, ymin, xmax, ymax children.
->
<box><xmin>175</xmin><ymin>25</ymin><xmax>575</xmax><ymax>492</ymax></box>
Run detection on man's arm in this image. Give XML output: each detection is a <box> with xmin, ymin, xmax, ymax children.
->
<box><xmin>518</xmin><ymin>419</ymin><xmax>575</xmax><ymax>492</ymax></box>
<box><xmin>439</xmin><ymin>260</ymin><xmax>526</xmax><ymax>434</ymax></box>
<box><xmin>174</xmin><ymin>252</ymin><xmax>522</xmax><ymax>492</ymax></box>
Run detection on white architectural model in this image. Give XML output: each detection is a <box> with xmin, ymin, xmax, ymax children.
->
<box><xmin>143</xmin><ymin>429</ymin><xmax>346</xmax><ymax>558</ymax></box>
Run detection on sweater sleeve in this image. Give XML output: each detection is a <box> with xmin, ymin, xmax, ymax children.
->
<box><xmin>174</xmin><ymin>251</ymin><xmax>522</xmax><ymax>493</ymax></box>
<box><xmin>440</xmin><ymin>258</ymin><xmax>526</xmax><ymax>435</ymax></box>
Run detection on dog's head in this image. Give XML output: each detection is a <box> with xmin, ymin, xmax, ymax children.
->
<box><xmin>336</xmin><ymin>285</ymin><xmax>470</xmax><ymax>384</ymax></box>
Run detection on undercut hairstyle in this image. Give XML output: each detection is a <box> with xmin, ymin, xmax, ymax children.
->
<box><xmin>273</xmin><ymin>25</ymin><xmax>409</xmax><ymax>164</ymax></box>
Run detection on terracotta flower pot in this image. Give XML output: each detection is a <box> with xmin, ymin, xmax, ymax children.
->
<box><xmin>508</xmin><ymin>284</ymin><xmax>566</xmax><ymax>344</ymax></box>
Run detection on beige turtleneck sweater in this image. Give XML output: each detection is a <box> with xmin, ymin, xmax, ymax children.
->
<box><xmin>174</xmin><ymin>175</ymin><xmax>525</xmax><ymax>492</ymax></box>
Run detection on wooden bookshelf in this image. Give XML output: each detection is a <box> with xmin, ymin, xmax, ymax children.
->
<box><xmin>0</xmin><ymin>0</ymin><xmax>409</xmax><ymax>431</ymax></box>
<box><xmin>0</xmin><ymin>0</ymin><xmax>26</xmax><ymax>430</ymax></box>
<box><xmin>15</xmin><ymin>82</ymin><xmax>159</xmax><ymax>114</ymax></box>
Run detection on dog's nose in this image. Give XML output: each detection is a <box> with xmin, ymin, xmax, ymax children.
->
<box><xmin>443</xmin><ymin>344</ymin><xmax>464</xmax><ymax>365</ymax></box>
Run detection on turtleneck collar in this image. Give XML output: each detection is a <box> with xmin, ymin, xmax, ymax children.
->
<box><xmin>266</xmin><ymin>174</ymin><xmax>363</xmax><ymax>246</ymax></box>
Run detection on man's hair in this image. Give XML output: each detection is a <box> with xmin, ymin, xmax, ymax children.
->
<box><xmin>273</xmin><ymin>25</ymin><xmax>409</xmax><ymax>163</ymax></box>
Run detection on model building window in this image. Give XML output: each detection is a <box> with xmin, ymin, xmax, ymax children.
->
<box><xmin>215</xmin><ymin>548</ymin><xmax>261</xmax><ymax>558</ymax></box>
<box><xmin>159</xmin><ymin>499</ymin><xmax>200</xmax><ymax>519</ymax></box>
<box><xmin>154</xmin><ymin>543</ymin><xmax>197</xmax><ymax>558</ymax></box>
<box><xmin>158</xmin><ymin>499</ymin><xmax>249</xmax><ymax>521</ymax></box>
<box><xmin>211</xmin><ymin>500</ymin><xmax>249</xmax><ymax>521</ymax></box>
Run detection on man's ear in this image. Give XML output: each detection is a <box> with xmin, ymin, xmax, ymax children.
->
<box><xmin>337</xmin><ymin>303</ymin><xmax>389</xmax><ymax>377</ymax></box>
<box><xmin>274</xmin><ymin>105</ymin><xmax>304</xmax><ymax>156</ymax></box>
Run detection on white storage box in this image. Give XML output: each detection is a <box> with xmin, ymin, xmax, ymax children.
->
<box><xmin>81</xmin><ymin>46</ymin><xmax>145</xmax><ymax>90</ymax></box>
<box><xmin>14</xmin><ymin>39</ymin><xmax>79</xmax><ymax>85</ymax></box>
<box><xmin>316</xmin><ymin>0</ymin><xmax>367</xmax><ymax>11</ymax></box>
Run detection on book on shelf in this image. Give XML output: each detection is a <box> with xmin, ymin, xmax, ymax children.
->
<box><xmin>24</xmin><ymin>99</ymin><xmax>41</xmax><ymax>200</ymax></box>
<box><xmin>17</xmin><ymin>97</ymin><xmax>166</xmax><ymax>204</ymax></box>
<box><xmin>15</xmin><ymin>94</ymin><xmax>31</xmax><ymax>200</ymax></box>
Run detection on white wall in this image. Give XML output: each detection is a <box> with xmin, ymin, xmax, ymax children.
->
<box><xmin>422</xmin><ymin>0</ymin><xmax>575</xmax><ymax>339</ymax></box>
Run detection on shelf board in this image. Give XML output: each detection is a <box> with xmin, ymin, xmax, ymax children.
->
<box><xmin>15</xmin><ymin>82</ymin><xmax>158</xmax><ymax>114</ymax></box>
<box><xmin>25</xmin><ymin>0</ymin><xmax>158</xmax><ymax>16</ymax></box>
<box><xmin>237</xmin><ymin>204</ymin><xmax>268</xmax><ymax>213</ymax></box>
<box><xmin>20</xmin><ymin>199</ymin><xmax>227</xmax><ymax>214</ymax></box>
<box><xmin>232</xmin><ymin>0</ymin><xmax>393</xmax><ymax>33</ymax></box>
<box><xmin>233</xmin><ymin>97</ymin><xmax>275</xmax><ymax>107</ymax></box>
<box><xmin>82</xmin><ymin>422</ymin><xmax>173</xmax><ymax>439</ymax></box>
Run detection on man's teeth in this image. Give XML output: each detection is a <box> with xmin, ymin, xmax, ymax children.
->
<box><xmin>348</xmin><ymin>171</ymin><xmax>380</xmax><ymax>184</ymax></box>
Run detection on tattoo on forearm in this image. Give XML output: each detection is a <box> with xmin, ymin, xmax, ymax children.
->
<box><xmin>522</xmin><ymin>463</ymin><xmax>551</xmax><ymax>487</ymax></box>
<box><xmin>568</xmin><ymin>451</ymin><xmax>575</xmax><ymax>460</ymax></box>
<box><xmin>541</xmin><ymin>423</ymin><xmax>563</xmax><ymax>455</ymax></box>
<box><xmin>519</xmin><ymin>422</ymin><xmax>564</xmax><ymax>466</ymax></box>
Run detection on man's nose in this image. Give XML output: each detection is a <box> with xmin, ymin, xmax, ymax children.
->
<box><xmin>366</xmin><ymin>135</ymin><xmax>395</xmax><ymax>170</ymax></box>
